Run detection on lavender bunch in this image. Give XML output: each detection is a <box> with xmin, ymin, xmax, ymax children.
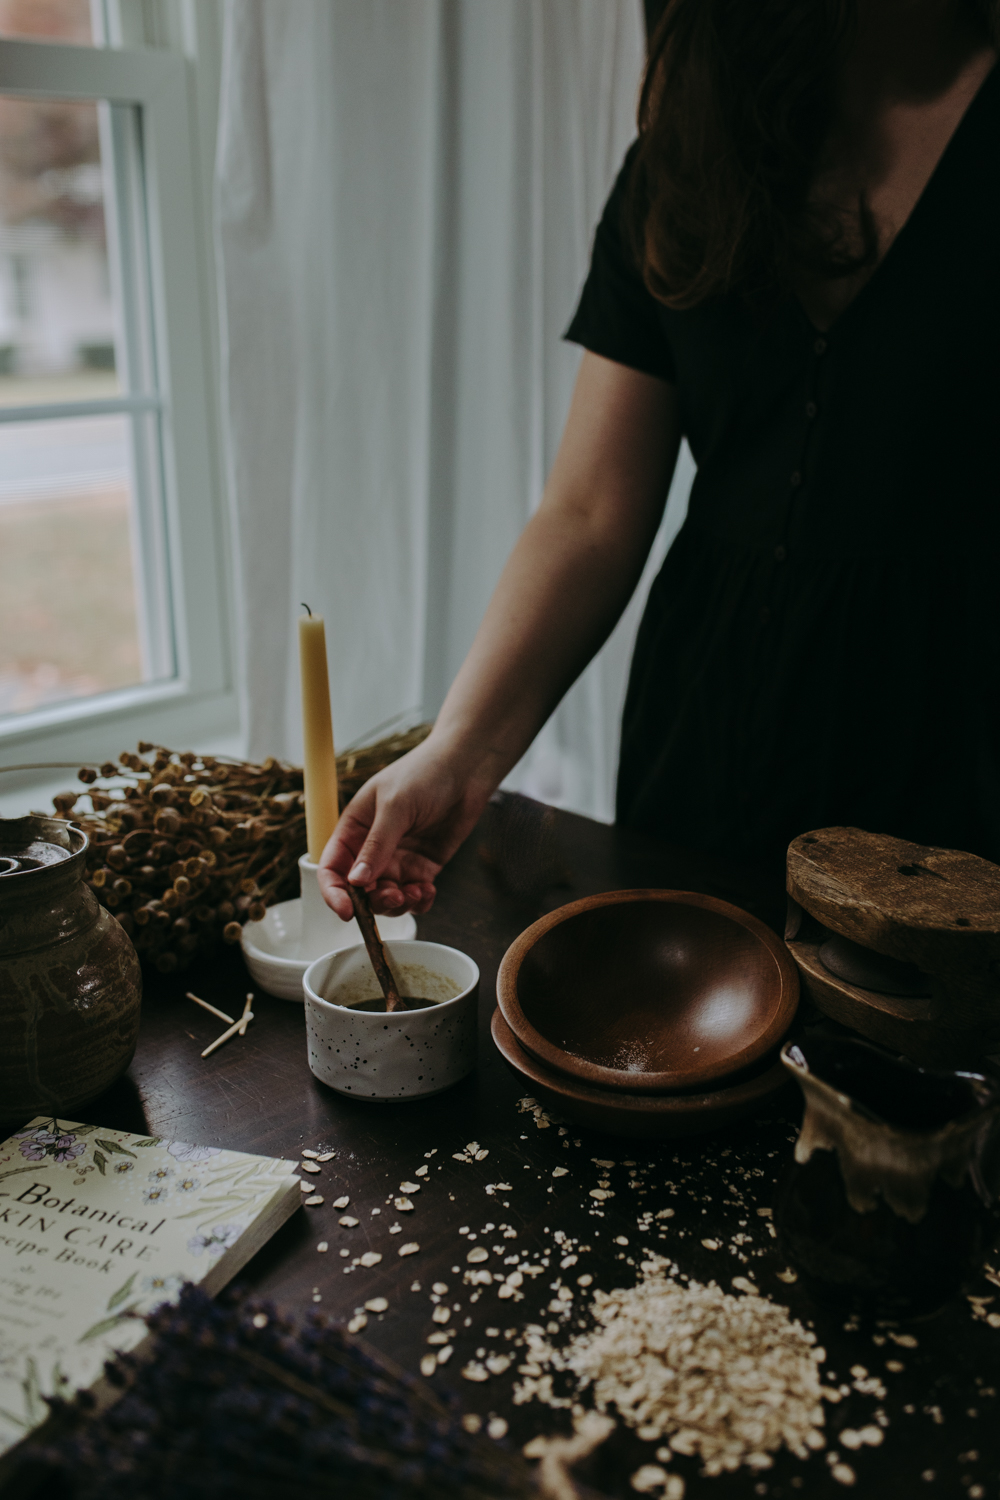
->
<box><xmin>23</xmin><ymin>1285</ymin><xmax>533</xmax><ymax>1500</ymax></box>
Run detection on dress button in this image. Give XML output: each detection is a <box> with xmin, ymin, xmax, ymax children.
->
<box><xmin>805</xmin><ymin>401</ymin><xmax>817</xmax><ymax>419</ymax></box>
<box><xmin>790</xmin><ymin>471</ymin><xmax>802</xmax><ymax>488</ymax></box>
<box><xmin>814</xmin><ymin>337</ymin><xmax>827</xmax><ymax>355</ymax></box>
<box><xmin>774</xmin><ymin>545</ymin><xmax>787</xmax><ymax>562</ymax></box>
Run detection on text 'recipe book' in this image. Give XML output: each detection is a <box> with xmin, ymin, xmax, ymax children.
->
<box><xmin>0</xmin><ymin>1117</ymin><xmax>301</xmax><ymax>1466</ymax></box>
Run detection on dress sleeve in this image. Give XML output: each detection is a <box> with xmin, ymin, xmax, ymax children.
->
<box><xmin>564</xmin><ymin>143</ymin><xmax>676</xmax><ymax>383</ymax></box>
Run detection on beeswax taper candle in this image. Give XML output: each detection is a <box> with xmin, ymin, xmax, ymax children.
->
<box><xmin>298</xmin><ymin>605</ymin><xmax>340</xmax><ymax>862</ymax></box>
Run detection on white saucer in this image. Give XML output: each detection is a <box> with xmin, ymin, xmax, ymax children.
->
<box><xmin>241</xmin><ymin>898</ymin><xmax>417</xmax><ymax>1001</ymax></box>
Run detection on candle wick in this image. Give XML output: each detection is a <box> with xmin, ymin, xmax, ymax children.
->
<box><xmin>300</xmin><ymin>602</ymin><xmax>312</xmax><ymax>617</ymax></box>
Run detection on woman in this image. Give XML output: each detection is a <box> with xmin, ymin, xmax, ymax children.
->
<box><xmin>320</xmin><ymin>0</ymin><xmax>999</xmax><ymax>922</ymax></box>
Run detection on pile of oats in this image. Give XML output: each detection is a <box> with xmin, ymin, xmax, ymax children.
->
<box><xmin>515</xmin><ymin>1256</ymin><xmax>827</xmax><ymax>1477</ymax></box>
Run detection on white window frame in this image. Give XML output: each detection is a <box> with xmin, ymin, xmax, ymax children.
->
<box><xmin>0</xmin><ymin>19</ymin><xmax>236</xmax><ymax>784</ymax></box>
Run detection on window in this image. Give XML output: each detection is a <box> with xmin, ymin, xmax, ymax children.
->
<box><xmin>0</xmin><ymin>2</ymin><xmax>235</xmax><ymax>780</ymax></box>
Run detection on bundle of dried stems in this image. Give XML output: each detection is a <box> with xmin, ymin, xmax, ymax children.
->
<box><xmin>35</xmin><ymin>725</ymin><xmax>430</xmax><ymax>974</ymax></box>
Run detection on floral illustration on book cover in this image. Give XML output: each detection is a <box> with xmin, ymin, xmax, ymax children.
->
<box><xmin>0</xmin><ymin>1119</ymin><xmax>297</xmax><ymax>1454</ymax></box>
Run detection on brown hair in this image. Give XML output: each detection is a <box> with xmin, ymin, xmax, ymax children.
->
<box><xmin>631</xmin><ymin>0</ymin><xmax>999</xmax><ymax>309</ymax></box>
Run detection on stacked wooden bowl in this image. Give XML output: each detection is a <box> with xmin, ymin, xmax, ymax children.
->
<box><xmin>493</xmin><ymin>890</ymin><xmax>799</xmax><ymax>1138</ymax></box>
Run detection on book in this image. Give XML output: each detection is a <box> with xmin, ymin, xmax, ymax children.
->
<box><xmin>0</xmin><ymin>1116</ymin><xmax>301</xmax><ymax>1469</ymax></box>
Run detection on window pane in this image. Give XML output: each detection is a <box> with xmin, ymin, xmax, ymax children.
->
<box><xmin>0</xmin><ymin>91</ymin><xmax>119</xmax><ymax>404</ymax></box>
<box><xmin>0</xmin><ymin>414</ymin><xmax>146</xmax><ymax>716</ymax></box>
<box><xmin>0</xmin><ymin>0</ymin><xmax>92</xmax><ymax>45</ymax></box>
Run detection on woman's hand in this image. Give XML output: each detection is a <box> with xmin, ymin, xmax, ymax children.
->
<box><xmin>317</xmin><ymin>736</ymin><xmax>497</xmax><ymax>918</ymax></box>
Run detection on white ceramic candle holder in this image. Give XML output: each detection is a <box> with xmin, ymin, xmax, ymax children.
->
<box><xmin>240</xmin><ymin>855</ymin><xmax>416</xmax><ymax>1001</ymax></box>
<box><xmin>304</xmin><ymin>939</ymin><xmax>479</xmax><ymax>1101</ymax></box>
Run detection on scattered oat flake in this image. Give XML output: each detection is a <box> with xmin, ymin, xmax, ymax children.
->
<box><xmin>433</xmin><ymin>1282</ymin><xmax>448</xmax><ymax>1294</ymax></box>
<box><xmin>888</xmin><ymin>1331</ymin><xmax>918</xmax><ymax>1348</ymax></box>
<box><xmin>300</xmin><ymin>1161</ymin><xmax>321</xmax><ymax>1174</ymax></box>
<box><xmin>432</xmin><ymin>1306</ymin><xmax>451</xmax><ymax>1324</ymax></box>
<box><xmin>252</xmin><ymin>1312</ymin><xmax>268</xmax><ymax>1328</ymax></box>
<box><xmin>615</xmin><ymin>1236</ymin><xmax>629</xmax><ymax>1246</ymax></box>
<box><xmin>400</xmin><ymin>1181</ymin><xmax>421</xmax><ymax>1193</ymax></box>
<box><xmin>486</xmin><ymin>1354</ymin><xmax>512</xmax><ymax>1375</ymax></box>
<box><xmin>359</xmin><ymin>1251</ymin><xmax>382</xmax><ymax>1268</ymax></box>
<box><xmin>415</xmin><ymin>1164</ymin><xmax>429</xmax><ymax>1176</ymax></box>
<box><xmin>476</xmin><ymin>1149</ymin><xmax>490</xmax><ymax>1160</ymax></box>
<box><xmin>776</xmin><ymin>1268</ymin><xmax>798</xmax><ymax>1283</ymax></box>
<box><xmin>701</xmin><ymin>1238</ymin><xmax>720</xmax><ymax>1250</ymax></box>
<box><xmin>756</xmin><ymin>1207</ymin><xmax>773</xmax><ymax>1217</ymax></box>
<box><xmin>831</xmin><ymin>1463</ymin><xmax>856</xmax><ymax>1486</ymax></box>
<box><xmin>487</xmin><ymin>1417</ymin><xmax>508</xmax><ymax>1440</ymax></box>
<box><xmin>333</xmin><ymin>1196</ymin><xmax>350</xmax><ymax>1209</ymax></box>
<box><xmin>467</xmin><ymin>1247</ymin><xmax>489</xmax><ymax>1264</ymax></box>
<box><xmin>631</xmin><ymin>1466</ymin><xmax>678</xmax><ymax>1495</ymax></box>
<box><xmin>437</xmin><ymin>1345</ymin><xmax>454</xmax><ymax>1364</ymax></box>
<box><xmin>395</xmin><ymin>1197</ymin><xmax>414</xmax><ymax>1212</ymax></box>
<box><xmin>347</xmin><ymin>1313</ymin><xmax>367</xmax><ymax>1333</ymax></box>
<box><xmin>553</xmin><ymin>1167</ymin><xmax>569</xmax><ymax>1178</ymax></box>
<box><xmin>339</xmin><ymin>1215</ymin><xmax>359</xmax><ymax>1227</ymax></box>
<box><xmin>420</xmin><ymin>1354</ymin><xmax>437</xmax><ymax>1377</ymax></box>
<box><xmin>317</xmin><ymin>1241</ymin><xmax>329</xmax><ymax>1253</ymax></box>
<box><xmin>317</xmin><ymin>1151</ymin><xmax>335</xmax><ymax>1161</ymax></box>
<box><xmin>513</xmin><ymin>1256</ymin><xmax>826</xmax><ymax>1477</ymax></box>
<box><xmin>732</xmin><ymin>1277</ymin><xmax>759</xmax><ymax>1295</ymax></box>
<box><xmin>590</xmin><ymin>1189</ymin><xmax>611</xmax><ymax>1201</ymax></box>
<box><xmin>304</xmin><ymin>1195</ymin><xmax>324</xmax><ymax>1206</ymax></box>
<box><xmin>299</xmin><ymin>1181</ymin><xmax>313</xmax><ymax>1193</ymax></box>
<box><xmin>592</xmin><ymin>1159</ymin><xmax>615</xmax><ymax>1168</ymax></box>
<box><xmin>463</xmin><ymin>1361</ymin><xmax>490</xmax><ymax>1382</ymax></box>
<box><xmin>365</xmin><ymin>1297</ymin><xmax>389</xmax><ymax>1313</ymax></box>
<box><xmin>301</xmin><ymin>1149</ymin><xmax>320</xmax><ymax>1159</ymax></box>
<box><xmin>496</xmin><ymin>1183</ymin><xmax>513</xmax><ymax>1191</ymax></box>
<box><xmin>399</xmin><ymin>1242</ymin><xmax>420</xmax><ymax>1257</ymax></box>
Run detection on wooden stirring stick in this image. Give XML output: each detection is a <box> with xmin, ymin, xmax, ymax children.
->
<box><xmin>348</xmin><ymin>884</ymin><xmax>409</xmax><ymax>1012</ymax></box>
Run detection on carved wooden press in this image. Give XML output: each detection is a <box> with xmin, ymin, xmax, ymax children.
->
<box><xmin>786</xmin><ymin>827</ymin><xmax>1000</xmax><ymax>1067</ymax></box>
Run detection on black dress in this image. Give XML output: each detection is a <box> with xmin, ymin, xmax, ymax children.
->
<box><xmin>566</xmin><ymin>64</ymin><xmax>1000</xmax><ymax>874</ymax></box>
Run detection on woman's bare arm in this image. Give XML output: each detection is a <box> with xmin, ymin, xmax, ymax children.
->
<box><xmin>318</xmin><ymin>351</ymin><xmax>681</xmax><ymax>919</ymax></box>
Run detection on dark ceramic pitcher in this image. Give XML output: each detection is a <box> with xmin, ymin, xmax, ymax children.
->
<box><xmin>776</xmin><ymin>1034</ymin><xmax>1000</xmax><ymax>1317</ymax></box>
<box><xmin>0</xmin><ymin>815</ymin><xmax>142</xmax><ymax>1125</ymax></box>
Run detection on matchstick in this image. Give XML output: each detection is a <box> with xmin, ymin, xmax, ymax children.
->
<box><xmin>186</xmin><ymin>992</ymin><xmax>235</xmax><ymax>1026</ymax></box>
<box><xmin>201</xmin><ymin>1013</ymin><xmax>254</xmax><ymax>1058</ymax></box>
<box><xmin>238</xmin><ymin>993</ymin><xmax>254</xmax><ymax>1036</ymax></box>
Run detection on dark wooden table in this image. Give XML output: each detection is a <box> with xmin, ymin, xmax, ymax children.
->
<box><xmin>91</xmin><ymin>806</ymin><xmax>998</xmax><ymax>1500</ymax></box>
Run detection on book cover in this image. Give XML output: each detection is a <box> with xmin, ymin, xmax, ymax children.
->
<box><xmin>0</xmin><ymin>1117</ymin><xmax>301</xmax><ymax>1463</ymax></box>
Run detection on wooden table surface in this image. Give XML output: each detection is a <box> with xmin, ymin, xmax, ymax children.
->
<box><xmin>90</xmin><ymin>803</ymin><xmax>999</xmax><ymax>1500</ymax></box>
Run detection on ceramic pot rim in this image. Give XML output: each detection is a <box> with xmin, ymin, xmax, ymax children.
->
<box><xmin>496</xmin><ymin>888</ymin><xmax>799</xmax><ymax>1095</ymax></box>
<box><xmin>303</xmin><ymin>938</ymin><xmax>479</xmax><ymax>1019</ymax></box>
<box><xmin>0</xmin><ymin>815</ymin><xmax>88</xmax><ymax>904</ymax></box>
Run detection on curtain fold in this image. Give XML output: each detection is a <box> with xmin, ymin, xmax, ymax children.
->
<box><xmin>216</xmin><ymin>0</ymin><xmax>691</xmax><ymax>822</ymax></box>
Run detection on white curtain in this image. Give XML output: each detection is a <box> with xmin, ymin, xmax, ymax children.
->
<box><xmin>216</xmin><ymin>0</ymin><xmax>693</xmax><ymax>822</ymax></box>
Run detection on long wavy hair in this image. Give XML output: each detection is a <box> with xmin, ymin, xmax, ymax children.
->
<box><xmin>630</xmin><ymin>0</ymin><xmax>1000</xmax><ymax>308</ymax></box>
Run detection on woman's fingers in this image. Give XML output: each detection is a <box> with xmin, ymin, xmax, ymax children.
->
<box><xmin>345</xmin><ymin>794</ymin><xmax>415</xmax><ymax>886</ymax></box>
<box><xmin>315</xmin><ymin>864</ymin><xmax>355</xmax><ymax>921</ymax></box>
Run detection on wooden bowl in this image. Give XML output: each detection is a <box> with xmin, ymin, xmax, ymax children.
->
<box><xmin>496</xmin><ymin>889</ymin><xmax>798</xmax><ymax>1094</ymax></box>
<box><xmin>491</xmin><ymin>1008</ymin><xmax>790</xmax><ymax>1138</ymax></box>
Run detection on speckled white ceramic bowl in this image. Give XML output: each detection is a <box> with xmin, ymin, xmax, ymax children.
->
<box><xmin>303</xmin><ymin>940</ymin><xmax>479</xmax><ymax>1102</ymax></box>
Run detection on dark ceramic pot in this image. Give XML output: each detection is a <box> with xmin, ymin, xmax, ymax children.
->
<box><xmin>776</xmin><ymin>1034</ymin><xmax>1000</xmax><ymax>1318</ymax></box>
<box><xmin>0</xmin><ymin>815</ymin><xmax>142</xmax><ymax>1125</ymax></box>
